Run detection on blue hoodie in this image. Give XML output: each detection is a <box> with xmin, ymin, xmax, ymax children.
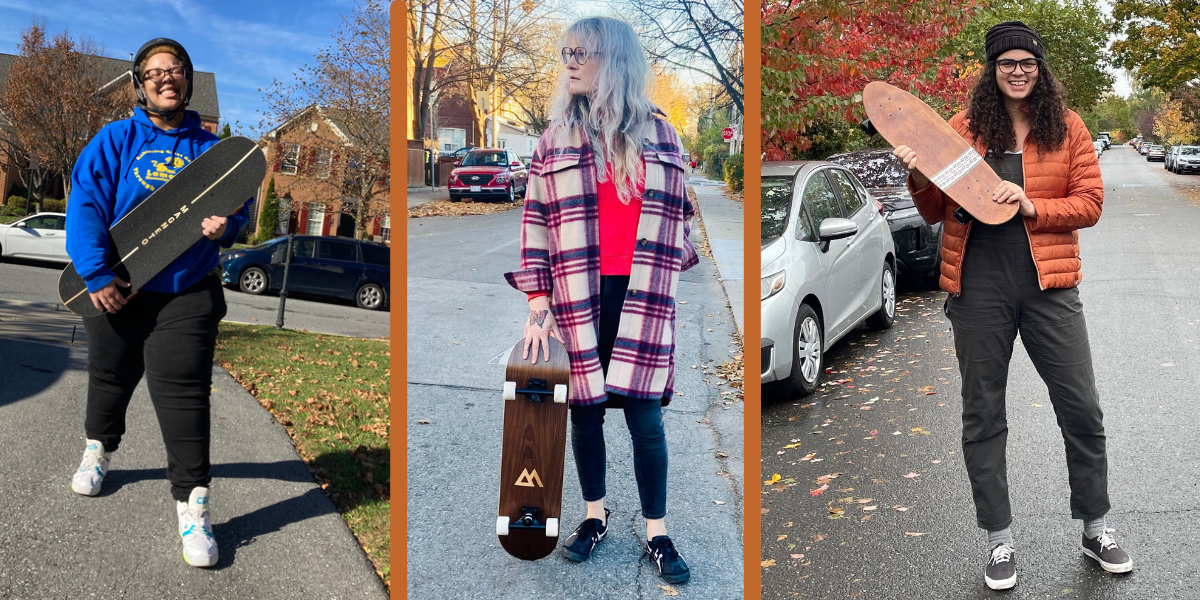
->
<box><xmin>66</xmin><ymin>107</ymin><xmax>253</xmax><ymax>294</ymax></box>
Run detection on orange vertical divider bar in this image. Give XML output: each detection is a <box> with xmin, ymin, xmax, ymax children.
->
<box><xmin>744</xmin><ymin>1</ymin><xmax>762</xmax><ymax>597</ymax></box>
<box><xmin>390</xmin><ymin>2</ymin><xmax>406</xmax><ymax>598</ymax></box>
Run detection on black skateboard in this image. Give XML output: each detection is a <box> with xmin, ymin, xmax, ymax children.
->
<box><xmin>58</xmin><ymin>136</ymin><xmax>266</xmax><ymax>317</ymax></box>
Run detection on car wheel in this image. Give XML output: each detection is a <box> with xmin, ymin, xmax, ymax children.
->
<box><xmin>865</xmin><ymin>263</ymin><xmax>897</xmax><ymax>330</ymax></box>
<box><xmin>507</xmin><ymin>184</ymin><xmax>516</xmax><ymax>204</ymax></box>
<box><xmin>356</xmin><ymin>282</ymin><xmax>387</xmax><ymax>310</ymax></box>
<box><xmin>779</xmin><ymin>304</ymin><xmax>822</xmax><ymax>398</ymax></box>
<box><xmin>239</xmin><ymin>267</ymin><xmax>269</xmax><ymax>295</ymax></box>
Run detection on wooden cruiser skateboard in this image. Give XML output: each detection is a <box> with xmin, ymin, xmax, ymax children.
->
<box><xmin>862</xmin><ymin>81</ymin><xmax>1016</xmax><ymax>225</ymax></box>
<box><xmin>58</xmin><ymin>136</ymin><xmax>265</xmax><ymax>317</ymax></box>
<box><xmin>497</xmin><ymin>336</ymin><xmax>570</xmax><ymax>560</ymax></box>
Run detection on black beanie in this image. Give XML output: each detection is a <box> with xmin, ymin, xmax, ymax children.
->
<box><xmin>985</xmin><ymin>21</ymin><xmax>1045</xmax><ymax>62</ymax></box>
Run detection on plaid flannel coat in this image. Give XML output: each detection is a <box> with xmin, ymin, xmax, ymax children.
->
<box><xmin>503</xmin><ymin>115</ymin><xmax>699</xmax><ymax>406</ymax></box>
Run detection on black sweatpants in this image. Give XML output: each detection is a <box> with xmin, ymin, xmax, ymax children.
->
<box><xmin>83</xmin><ymin>274</ymin><xmax>227</xmax><ymax>503</ymax></box>
<box><xmin>946</xmin><ymin>223</ymin><xmax>1109</xmax><ymax>531</ymax></box>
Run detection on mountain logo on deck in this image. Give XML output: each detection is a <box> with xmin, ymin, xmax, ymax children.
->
<box><xmin>514</xmin><ymin>469</ymin><xmax>543</xmax><ymax>488</ymax></box>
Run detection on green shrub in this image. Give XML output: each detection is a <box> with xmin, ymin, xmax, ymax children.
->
<box><xmin>3</xmin><ymin>197</ymin><xmax>26</xmax><ymax>216</ymax></box>
<box><xmin>722</xmin><ymin>154</ymin><xmax>744</xmax><ymax>192</ymax></box>
<box><xmin>704</xmin><ymin>153</ymin><xmax>727</xmax><ymax>180</ymax></box>
<box><xmin>257</xmin><ymin>177</ymin><xmax>281</xmax><ymax>244</ymax></box>
<box><xmin>43</xmin><ymin>198</ymin><xmax>65</xmax><ymax>213</ymax></box>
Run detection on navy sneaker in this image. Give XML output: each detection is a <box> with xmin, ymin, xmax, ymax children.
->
<box><xmin>562</xmin><ymin>509</ymin><xmax>610</xmax><ymax>562</ymax></box>
<box><xmin>1082</xmin><ymin>529</ymin><xmax>1132</xmax><ymax>574</ymax></box>
<box><xmin>646</xmin><ymin>535</ymin><xmax>690</xmax><ymax>584</ymax></box>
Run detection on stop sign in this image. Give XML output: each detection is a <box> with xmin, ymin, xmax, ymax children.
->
<box><xmin>722</xmin><ymin>127</ymin><xmax>735</xmax><ymax>141</ymax></box>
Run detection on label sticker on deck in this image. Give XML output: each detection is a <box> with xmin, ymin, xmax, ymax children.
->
<box><xmin>930</xmin><ymin>148</ymin><xmax>983</xmax><ymax>190</ymax></box>
<box><xmin>515</xmin><ymin>468</ymin><xmax>544</xmax><ymax>487</ymax></box>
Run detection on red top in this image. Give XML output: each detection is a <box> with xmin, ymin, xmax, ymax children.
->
<box><xmin>528</xmin><ymin>162</ymin><xmax>644</xmax><ymax>300</ymax></box>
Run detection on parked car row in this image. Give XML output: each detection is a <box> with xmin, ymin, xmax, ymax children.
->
<box><xmin>1165</xmin><ymin>145</ymin><xmax>1200</xmax><ymax>173</ymax></box>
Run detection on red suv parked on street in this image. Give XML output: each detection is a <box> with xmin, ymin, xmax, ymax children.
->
<box><xmin>448</xmin><ymin>148</ymin><xmax>529</xmax><ymax>203</ymax></box>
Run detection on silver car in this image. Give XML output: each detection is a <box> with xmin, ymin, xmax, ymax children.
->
<box><xmin>761</xmin><ymin>161</ymin><xmax>897</xmax><ymax>398</ymax></box>
<box><xmin>0</xmin><ymin>212</ymin><xmax>68</xmax><ymax>263</ymax></box>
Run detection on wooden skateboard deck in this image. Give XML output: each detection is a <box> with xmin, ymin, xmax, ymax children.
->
<box><xmin>58</xmin><ymin>136</ymin><xmax>266</xmax><ymax>317</ymax></box>
<box><xmin>497</xmin><ymin>336</ymin><xmax>570</xmax><ymax>561</ymax></box>
<box><xmin>862</xmin><ymin>81</ymin><xmax>1017</xmax><ymax>225</ymax></box>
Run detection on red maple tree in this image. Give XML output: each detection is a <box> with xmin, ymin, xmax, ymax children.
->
<box><xmin>762</xmin><ymin>0</ymin><xmax>981</xmax><ymax>160</ymax></box>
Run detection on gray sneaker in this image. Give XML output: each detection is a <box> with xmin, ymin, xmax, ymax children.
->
<box><xmin>71</xmin><ymin>439</ymin><xmax>111</xmax><ymax>496</ymax></box>
<box><xmin>984</xmin><ymin>543</ymin><xmax>1016</xmax><ymax>590</ymax></box>
<box><xmin>1082</xmin><ymin>529</ymin><xmax>1132</xmax><ymax>574</ymax></box>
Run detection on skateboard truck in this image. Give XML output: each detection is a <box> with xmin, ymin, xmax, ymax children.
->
<box><xmin>503</xmin><ymin>378</ymin><xmax>568</xmax><ymax>404</ymax></box>
<box><xmin>860</xmin><ymin>118</ymin><xmax>879</xmax><ymax>138</ymax></box>
<box><xmin>496</xmin><ymin>507</ymin><xmax>559</xmax><ymax>538</ymax></box>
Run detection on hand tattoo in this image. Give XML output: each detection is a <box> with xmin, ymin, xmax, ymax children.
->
<box><xmin>529</xmin><ymin>309</ymin><xmax>549</xmax><ymax>328</ymax></box>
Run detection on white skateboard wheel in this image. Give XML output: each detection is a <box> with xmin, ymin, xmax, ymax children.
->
<box><xmin>546</xmin><ymin>518</ymin><xmax>559</xmax><ymax>537</ymax></box>
<box><xmin>497</xmin><ymin>516</ymin><xmax>509</xmax><ymax>536</ymax></box>
<box><xmin>503</xmin><ymin>381</ymin><xmax>516</xmax><ymax>401</ymax></box>
<box><xmin>553</xmin><ymin>384</ymin><xmax>567</xmax><ymax>404</ymax></box>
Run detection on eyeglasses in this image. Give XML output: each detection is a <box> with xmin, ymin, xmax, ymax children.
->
<box><xmin>560</xmin><ymin>47</ymin><xmax>599</xmax><ymax>66</ymax></box>
<box><xmin>142</xmin><ymin>66</ymin><xmax>187</xmax><ymax>82</ymax></box>
<box><xmin>996</xmin><ymin>59</ymin><xmax>1040</xmax><ymax>74</ymax></box>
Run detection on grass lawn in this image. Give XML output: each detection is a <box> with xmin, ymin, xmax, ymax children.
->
<box><xmin>213</xmin><ymin>323</ymin><xmax>391</xmax><ymax>588</ymax></box>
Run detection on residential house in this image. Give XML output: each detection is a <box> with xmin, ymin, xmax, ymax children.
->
<box><xmin>0</xmin><ymin>51</ymin><xmax>220</xmax><ymax>202</ymax></box>
<box><xmin>259</xmin><ymin>105</ymin><xmax>390</xmax><ymax>244</ymax></box>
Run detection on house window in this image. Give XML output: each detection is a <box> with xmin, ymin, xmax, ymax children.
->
<box><xmin>281</xmin><ymin>143</ymin><xmax>301</xmax><ymax>175</ymax></box>
<box><xmin>314</xmin><ymin>148</ymin><xmax>333</xmax><ymax>179</ymax></box>
<box><xmin>439</xmin><ymin>128</ymin><xmax>466</xmax><ymax>153</ymax></box>
<box><xmin>380</xmin><ymin>214</ymin><xmax>390</xmax><ymax>242</ymax></box>
<box><xmin>307</xmin><ymin>202</ymin><xmax>324</xmax><ymax>235</ymax></box>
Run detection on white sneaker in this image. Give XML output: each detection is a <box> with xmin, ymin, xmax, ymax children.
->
<box><xmin>71</xmin><ymin>439</ymin><xmax>111</xmax><ymax>496</ymax></box>
<box><xmin>177</xmin><ymin>486</ymin><xmax>218</xmax><ymax>567</ymax></box>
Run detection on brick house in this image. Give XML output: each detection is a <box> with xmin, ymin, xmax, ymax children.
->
<box><xmin>258</xmin><ymin>105</ymin><xmax>390</xmax><ymax>244</ymax></box>
<box><xmin>0</xmin><ymin>52</ymin><xmax>221</xmax><ymax>202</ymax></box>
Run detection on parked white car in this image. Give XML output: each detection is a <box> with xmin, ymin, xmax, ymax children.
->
<box><xmin>761</xmin><ymin>161</ymin><xmax>897</xmax><ymax>398</ymax></box>
<box><xmin>0</xmin><ymin>212</ymin><xmax>69</xmax><ymax>263</ymax></box>
<box><xmin>1094</xmin><ymin>141</ymin><xmax>1104</xmax><ymax>158</ymax></box>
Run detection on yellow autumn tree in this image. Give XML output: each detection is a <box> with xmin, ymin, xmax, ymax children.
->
<box><xmin>1154</xmin><ymin>100</ymin><xmax>1198</xmax><ymax>146</ymax></box>
<box><xmin>649</xmin><ymin>70</ymin><xmax>693</xmax><ymax>139</ymax></box>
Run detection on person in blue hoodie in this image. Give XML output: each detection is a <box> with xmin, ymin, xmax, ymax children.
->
<box><xmin>65</xmin><ymin>38</ymin><xmax>252</xmax><ymax>569</ymax></box>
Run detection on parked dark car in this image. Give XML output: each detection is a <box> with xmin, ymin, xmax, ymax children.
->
<box><xmin>448</xmin><ymin>148</ymin><xmax>529</xmax><ymax>203</ymax></box>
<box><xmin>826</xmin><ymin>149</ymin><xmax>942</xmax><ymax>287</ymax></box>
<box><xmin>218</xmin><ymin>235</ymin><xmax>390</xmax><ymax>310</ymax></box>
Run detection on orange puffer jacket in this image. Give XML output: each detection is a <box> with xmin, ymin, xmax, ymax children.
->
<box><xmin>907</xmin><ymin>108</ymin><xmax>1103</xmax><ymax>294</ymax></box>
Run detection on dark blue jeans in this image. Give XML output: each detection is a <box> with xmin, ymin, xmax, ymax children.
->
<box><xmin>570</xmin><ymin>275</ymin><xmax>668</xmax><ymax>519</ymax></box>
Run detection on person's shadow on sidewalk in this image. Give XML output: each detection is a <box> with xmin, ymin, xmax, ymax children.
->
<box><xmin>0</xmin><ymin>340</ymin><xmax>75</xmax><ymax>409</ymax></box>
<box><xmin>97</xmin><ymin>453</ymin><xmax>382</xmax><ymax>570</ymax></box>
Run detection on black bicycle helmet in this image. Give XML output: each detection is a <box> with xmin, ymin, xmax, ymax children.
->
<box><xmin>131</xmin><ymin>37</ymin><xmax>194</xmax><ymax>121</ymax></box>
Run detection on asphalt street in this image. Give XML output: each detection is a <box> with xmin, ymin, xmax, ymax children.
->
<box><xmin>0</xmin><ymin>261</ymin><xmax>390</xmax><ymax>340</ymax></box>
<box><xmin>407</xmin><ymin>197</ymin><xmax>745</xmax><ymax>598</ymax></box>
<box><xmin>761</xmin><ymin>145</ymin><xmax>1200</xmax><ymax>599</ymax></box>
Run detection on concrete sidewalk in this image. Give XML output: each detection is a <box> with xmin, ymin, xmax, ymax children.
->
<box><xmin>406</xmin><ymin>186</ymin><xmax>448</xmax><ymax>208</ymax></box>
<box><xmin>688</xmin><ymin>175</ymin><xmax>744</xmax><ymax>337</ymax></box>
<box><xmin>0</xmin><ymin>336</ymin><xmax>387</xmax><ymax>599</ymax></box>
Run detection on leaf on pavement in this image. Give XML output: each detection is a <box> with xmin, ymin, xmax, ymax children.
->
<box><xmin>761</xmin><ymin>559</ymin><xmax>776</xmax><ymax>567</ymax></box>
<box><xmin>659</xmin><ymin>585</ymin><xmax>679</xmax><ymax>597</ymax></box>
<box><xmin>810</xmin><ymin>484</ymin><xmax>829</xmax><ymax>496</ymax></box>
<box><xmin>764</xmin><ymin>473</ymin><xmax>782</xmax><ymax>485</ymax></box>
<box><xmin>904</xmin><ymin>532</ymin><xmax>930</xmax><ymax>537</ymax></box>
<box><xmin>903</xmin><ymin>472</ymin><xmax>920</xmax><ymax>479</ymax></box>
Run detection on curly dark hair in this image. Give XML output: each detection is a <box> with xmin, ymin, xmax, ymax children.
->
<box><xmin>965</xmin><ymin>59</ymin><xmax>1068</xmax><ymax>154</ymax></box>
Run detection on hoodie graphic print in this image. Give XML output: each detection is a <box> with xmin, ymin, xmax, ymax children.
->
<box><xmin>66</xmin><ymin>107</ymin><xmax>253</xmax><ymax>294</ymax></box>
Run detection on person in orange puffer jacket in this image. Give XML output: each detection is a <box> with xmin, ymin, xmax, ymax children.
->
<box><xmin>893</xmin><ymin>21</ymin><xmax>1131</xmax><ymax>591</ymax></box>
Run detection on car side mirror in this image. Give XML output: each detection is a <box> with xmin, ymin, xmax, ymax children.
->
<box><xmin>818</xmin><ymin>218</ymin><xmax>857</xmax><ymax>242</ymax></box>
<box><xmin>453</xmin><ymin>160</ymin><xmax>461</xmax><ymax>166</ymax></box>
<box><xmin>13</xmin><ymin>221</ymin><xmax>27</xmax><ymax>228</ymax></box>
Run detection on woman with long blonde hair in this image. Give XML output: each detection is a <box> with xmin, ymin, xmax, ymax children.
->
<box><xmin>504</xmin><ymin>16</ymin><xmax>697</xmax><ymax>583</ymax></box>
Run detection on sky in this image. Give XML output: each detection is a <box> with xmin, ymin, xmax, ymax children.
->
<box><xmin>0</xmin><ymin>0</ymin><xmax>367</xmax><ymax>134</ymax></box>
